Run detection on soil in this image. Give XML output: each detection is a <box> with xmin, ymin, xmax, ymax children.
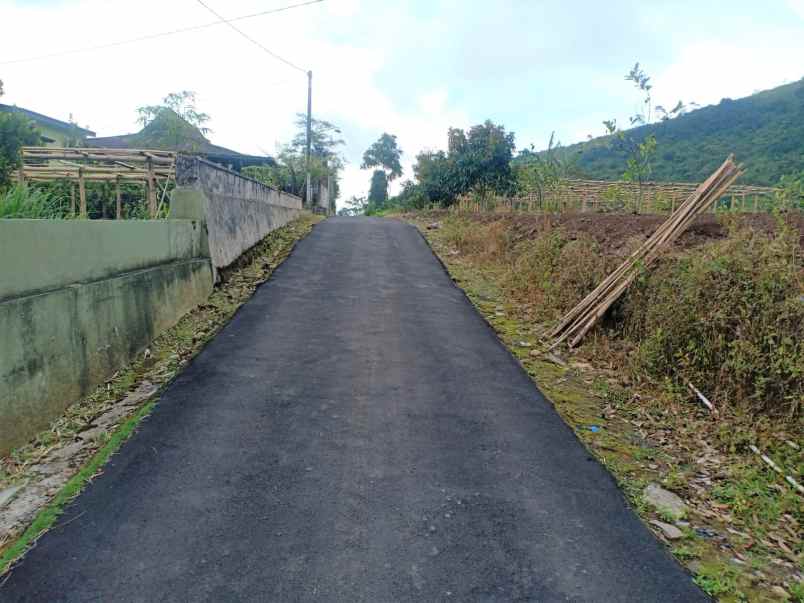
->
<box><xmin>425</xmin><ymin>211</ymin><xmax>804</xmax><ymax>256</ymax></box>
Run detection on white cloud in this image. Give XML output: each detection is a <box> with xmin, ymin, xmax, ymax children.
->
<box><xmin>654</xmin><ymin>38</ymin><xmax>804</xmax><ymax>111</ymax></box>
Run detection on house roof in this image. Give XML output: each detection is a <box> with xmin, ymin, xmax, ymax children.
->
<box><xmin>84</xmin><ymin>109</ymin><xmax>274</xmax><ymax>166</ymax></box>
<box><xmin>0</xmin><ymin>103</ymin><xmax>95</xmax><ymax>136</ymax></box>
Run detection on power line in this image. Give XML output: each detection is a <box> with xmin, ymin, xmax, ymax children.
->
<box><xmin>195</xmin><ymin>0</ymin><xmax>307</xmax><ymax>73</ymax></box>
<box><xmin>0</xmin><ymin>0</ymin><xmax>323</xmax><ymax>66</ymax></box>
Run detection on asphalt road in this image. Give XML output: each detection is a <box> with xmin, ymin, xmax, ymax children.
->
<box><xmin>1</xmin><ymin>217</ymin><xmax>706</xmax><ymax>602</ymax></box>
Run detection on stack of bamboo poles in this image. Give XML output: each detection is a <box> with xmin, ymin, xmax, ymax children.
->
<box><xmin>550</xmin><ymin>155</ymin><xmax>744</xmax><ymax>349</ymax></box>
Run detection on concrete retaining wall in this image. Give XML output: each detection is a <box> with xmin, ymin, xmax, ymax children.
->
<box><xmin>171</xmin><ymin>156</ymin><xmax>303</xmax><ymax>270</ymax></box>
<box><xmin>0</xmin><ymin>219</ymin><xmax>213</xmax><ymax>456</ymax></box>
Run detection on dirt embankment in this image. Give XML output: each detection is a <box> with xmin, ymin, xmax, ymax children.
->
<box><xmin>426</xmin><ymin>211</ymin><xmax>804</xmax><ymax>256</ymax></box>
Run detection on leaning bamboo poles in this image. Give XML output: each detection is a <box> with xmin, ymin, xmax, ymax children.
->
<box><xmin>550</xmin><ymin>156</ymin><xmax>744</xmax><ymax>349</ymax></box>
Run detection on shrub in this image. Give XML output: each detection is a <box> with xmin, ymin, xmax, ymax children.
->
<box><xmin>622</xmin><ymin>219</ymin><xmax>802</xmax><ymax>417</ymax></box>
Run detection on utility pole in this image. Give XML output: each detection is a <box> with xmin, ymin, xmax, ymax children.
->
<box><xmin>305</xmin><ymin>69</ymin><xmax>313</xmax><ymax>210</ymax></box>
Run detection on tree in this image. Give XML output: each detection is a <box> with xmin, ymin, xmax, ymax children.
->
<box><xmin>367</xmin><ymin>169</ymin><xmax>389</xmax><ymax>209</ymax></box>
<box><xmin>137</xmin><ymin>91</ymin><xmax>211</xmax><ymax>133</ymax></box>
<box><xmin>513</xmin><ymin>132</ymin><xmax>580</xmax><ymax>208</ymax></box>
<box><xmin>408</xmin><ymin>120</ymin><xmax>516</xmax><ymax>207</ymax></box>
<box><xmin>290</xmin><ymin>113</ymin><xmax>345</xmax><ymax>170</ymax></box>
<box><xmin>337</xmin><ymin>195</ymin><xmax>368</xmax><ymax>216</ymax></box>
<box><xmin>0</xmin><ymin>82</ymin><xmax>42</xmax><ymax>189</ymax></box>
<box><xmin>243</xmin><ymin>115</ymin><xmax>345</xmax><ymax>205</ymax></box>
<box><xmin>362</xmin><ymin>133</ymin><xmax>403</xmax><ymax>181</ymax></box>
<box><xmin>602</xmin><ymin>63</ymin><xmax>688</xmax><ymax>212</ymax></box>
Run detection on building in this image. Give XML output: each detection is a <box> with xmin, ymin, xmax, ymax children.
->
<box><xmin>0</xmin><ymin>103</ymin><xmax>95</xmax><ymax>146</ymax></box>
<box><xmin>85</xmin><ymin>109</ymin><xmax>274</xmax><ymax>172</ymax></box>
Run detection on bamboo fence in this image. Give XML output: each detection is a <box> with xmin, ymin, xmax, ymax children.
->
<box><xmin>455</xmin><ymin>178</ymin><xmax>781</xmax><ymax>215</ymax></box>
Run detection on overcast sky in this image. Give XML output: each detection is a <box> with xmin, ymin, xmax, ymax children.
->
<box><xmin>2</xmin><ymin>0</ymin><xmax>803</xmax><ymax>207</ymax></box>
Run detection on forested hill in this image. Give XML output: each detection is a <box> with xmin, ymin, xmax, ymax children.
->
<box><xmin>564</xmin><ymin>77</ymin><xmax>804</xmax><ymax>186</ymax></box>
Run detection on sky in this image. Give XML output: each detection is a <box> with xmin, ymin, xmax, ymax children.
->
<box><xmin>1</xmin><ymin>0</ymin><xmax>803</xmax><ymax>208</ymax></box>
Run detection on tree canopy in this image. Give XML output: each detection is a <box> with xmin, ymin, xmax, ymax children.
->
<box><xmin>362</xmin><ymin>133</ymin><xmax>403</xmax><ymax>181</ymax></box>
<box><xmin>0</xmin><ymin>81</ymin><xmax>42</xmax><ymax>189</ymax></box>
<box><xmin>290</xmin><ymin>113</ymin><xmax>345</xmax><ymax>171</ymax></box>
<box><xmin>367</xmin><ymin>169</ymin><xmax>389</xmax><ymax>208</ymax></box>
<box><xmin>403</xmin><ymin>120</ymin><xmax>516</xmax><ymax>207</ymax></box>
<box><xmin>244</xmin><ymin>114</ymin><xmax>345</xmax><ymax>203</ymax></box>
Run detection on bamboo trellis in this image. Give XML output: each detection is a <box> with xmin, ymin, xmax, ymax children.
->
<box><xmin>16</xmin><ymin>147</ymin><xmax>177</xmax><ymax>219</ymax></box>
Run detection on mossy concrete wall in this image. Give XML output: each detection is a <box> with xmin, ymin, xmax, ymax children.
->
<box><xmin>0</xmin><ymin>219</ymin><xmax>213</xmax><ymax>456</ymax></box>
<box><xmin>172</xmin><ymin>156</ymin><xmax>303</xmax><ymax>270</ymax></box>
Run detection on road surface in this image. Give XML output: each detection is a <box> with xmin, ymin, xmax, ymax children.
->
<box><xmin>1</xmin><ymin>217</ymin><xmax>706</xmax><ymax>602</ymax></box>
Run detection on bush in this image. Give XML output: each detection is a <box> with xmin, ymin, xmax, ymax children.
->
<box><xmin>622</xmin><ymin>219</ymin><xmax>802</xmax><ymax>417</ymax></box>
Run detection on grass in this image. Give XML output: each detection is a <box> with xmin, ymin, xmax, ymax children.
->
<box><xmin>0</xmin><ymin>184</ymin><xmax>69</xmax><ymax>219</ymax></box>
<box><xmin>0</xmin><ymin>401</ymin><xmax>156</xmax><ymax>576</ymax></box>
<box><xmin>407</xmin><ymin>211</ymin><xmax>804</xmax><ymax>601</ymax></box>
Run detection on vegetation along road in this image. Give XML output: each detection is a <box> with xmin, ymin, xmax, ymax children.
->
<box><xmin>1</xmin><ymin>218</ymin><xmax>707</xmax><ymax>601</ymax></box>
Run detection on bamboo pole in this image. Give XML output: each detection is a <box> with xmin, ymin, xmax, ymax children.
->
<box><xmin>78</xmin><ymin>168</ymin><xmax>87</xmax><ymax>218</ymax></box>
<box><xmin>147</xmin><ymin>157</ymin><xmax>157</xmax><ymax>218</ymax></box>
<box><xmin>550</xmin><ymin>157</ymin><xmax>742</xmax><ymax>348</ymax></box>
<box><xmin>115</xmin><ymin>176</ymin><xmax>122</xmax><ymax>220</ymax></box>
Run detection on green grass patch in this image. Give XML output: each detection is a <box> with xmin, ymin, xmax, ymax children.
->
<box><xmin>0</xmin><ymin>400</ymin><xmax>156</xmax><ymax>576</ymax></box>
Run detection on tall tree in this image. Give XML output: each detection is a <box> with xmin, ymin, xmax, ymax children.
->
<box><xmin>362</xmin><ymin>133</ymin><xmax>403</xmax><ymax>181</ymax></box>
<box><xmin>290</xmin><ymin>113</ymin><xmax>345</xmax><ymax>170</ymax></box>
<box><xmin>137</xmin><ymin>91</ymin><xmax>211</xmax><ymax>133</ymax></box>
<box><xmin>244</xmin><ymin>115</ymin><xmax>345</xmax><ymax>204</ymax></box>
<box><xmin>602</xmin><ymin>63</ymin><xmax>688</xmax><ymax>211</ymax></box>
<box><xmin>367</xmin><ymin>169</ymin><xmax>389</xmax><ymax>208</ymax></box>
<box><xmin>135</xmin><ymin>91</ymin><xmax>212</xmax><ymax>152</ymax></box>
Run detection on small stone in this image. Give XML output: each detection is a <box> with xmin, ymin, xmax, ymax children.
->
<box><xmin>28</xmin><ymin>461</ymin><xmax>70</xmax><ymax>477</ymax></box>
<box><xmin>78</xmin><ymin>426</ymin><xmax>106</xmax><ymax>442</ymax></box>
<box><xmin>0</xmin><ymin>485</ymin><xmax>22</xmax><ymax>508</ymax></box>
<box><xmin>49</xmin><ymin>441</ymin><xmax>85</xmax><ymax>461</ymax></box>
<box><xmin>121</xmin><ymin>381</ymin><xmax>158</xmax><ymax>407</ymax></box>
<box><xmin>94</xmin><ymin>406</ymin><xmax>130</xmax><ymax>428</ymax></box>
<box><xmin>644</xmin><ymin>483</ymin><xmax>687</xmax><ymax>519</ymax></box>
<box><xmin>650</xmin><ymin>519</ymin><xmax>684</xmax><ymax>540</ymax></box>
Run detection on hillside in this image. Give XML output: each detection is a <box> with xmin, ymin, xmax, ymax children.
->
<box><xmin>563</xmin><ymin>77</ymin><xmax>804</xmax><ymax>186</ymax></box>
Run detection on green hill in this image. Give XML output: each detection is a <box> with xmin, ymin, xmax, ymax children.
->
<box><xmin>564</xmin><ymin>77</ymin><xmax>804</xmax><ymax>186</ymax></box>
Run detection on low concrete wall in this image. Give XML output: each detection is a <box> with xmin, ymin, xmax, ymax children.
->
<box><xmin>0</xmin><ymin>219</ymin><xmax>213</xmax><ymax>456</ymax></box>
<box><xmin>171</xmin><ymin>156</ymin><xmax>303</xmax><ymax>270</ymax></box>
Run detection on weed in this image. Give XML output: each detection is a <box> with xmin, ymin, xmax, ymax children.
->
<box><xmin>0</xmin><ymin>184</ymin><xmax>69</xmax><ymax>218</ymax></box>
<box><xmin>790</xmin><ymin>580</ymin><xmax>804</xmax><ymax>602</ymax></box>
<box><xmin>673</xmin><ymin>544</ymin><xmax>701</xmax><ymax>560</ymax></box>
<box><xmin>694</xmin><ymin>563</ymin><xmax>745</xmax><ymax>599</ymax></box>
